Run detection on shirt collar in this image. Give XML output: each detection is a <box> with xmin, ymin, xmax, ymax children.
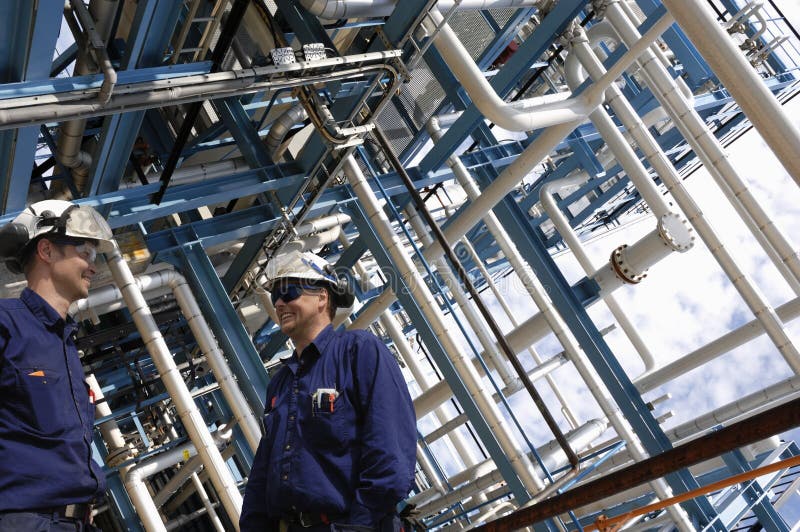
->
<box><xmin>282</xmin><ymin>324</ymin><xmax>336</xmax><ymax>371</ymax></box>
<box><xmin>21</xmin><ymin>287</ymin><xmax>75</xmax><ymax>332</ymax></box>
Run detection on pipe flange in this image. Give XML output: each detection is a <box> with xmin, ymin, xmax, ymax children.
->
<box><xmin>106</xmin><ymin>444</ymin><xmax>135</xmax><ymax>468</ymax></box>
<box><xmin>657</xmin><ymin>212</ymin><xmax>694</xmax><ymax>252</ymax></box>
<box><xmin>559</xmin><ymin>21</ymin><xmax>587</xmax><ymax>48</ymax></box>
<box><xmin>610</xmin><ymin>244</ymin><xmax>647</xmax><ymax>284</ymax></box>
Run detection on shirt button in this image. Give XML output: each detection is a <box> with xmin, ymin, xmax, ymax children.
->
<box><xmin>293</xmin><ymin>388</ymin><xmax>298</xmax><ymax>394</ymax></box>
<box><xmin>282</xmin><ymin>474</ymin><xmax>288</xmax><ymax>481</ymax></box>
<box><xmin>289</xmin><ymin>415</ymin><xmax>295</xmax><ymax>421</ymax></box>
<box><xmin>285</xmin><ymin>444</ymin><xmax>291</xmax><ymax>450</ymax></box>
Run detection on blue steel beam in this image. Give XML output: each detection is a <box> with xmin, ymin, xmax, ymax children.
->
<box><xmin>346</xmin><ymin>200</ymin><xmax>533</xmax><ymax>506</ymax></box>
<box><xmin>0</xmin><ymin>0</ymin><xmax>62</xmax><ymax>213</ymax></box>
<box><xmin>720</xmin><ymin>450</ymin><xmax>790</xmax><ymax>531</ymax></box>
<box><xmin>88</xmin><ymin>0</ymin><xmax>184</xmax><ymax>201</ymax></box>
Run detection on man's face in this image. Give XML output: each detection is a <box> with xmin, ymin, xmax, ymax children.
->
<box><xmin>271</xmin><ymin>281</ymin><xmax>328</xmax><ymax>339</ymax></box>
<box><xmin>48</xmin><ymin>239</ymin><xmax>98</xmax><ymax>301</ymax></box>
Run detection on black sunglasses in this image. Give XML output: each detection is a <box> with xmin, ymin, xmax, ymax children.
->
<box><xmin>270</xmin><ymin>283</ymin><xmax>321</xmax><ymax>305</ymax></box>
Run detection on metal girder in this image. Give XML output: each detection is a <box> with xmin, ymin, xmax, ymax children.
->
<box><xmin>720</xmin><ymin>450</ymin><xmax>790</xmax><ymax>531</ymax></box>
<box><xmin>0</xmin><ymin>0</ymin><xmax>62</xmax><ymax>213</ymax></box>
<box><xmin>0</xmin><ymin>159</ymin><xmax>454</xmax><ymax>229</ymax></box>
<box><xmin>88</xmin><ymin>0</ymin><xmax>184</xmax><ymax>202</ymax></box>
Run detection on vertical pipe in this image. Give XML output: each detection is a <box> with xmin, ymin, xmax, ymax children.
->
<box><xmin>105</xmin><ymin>245</ymin><xmax>243</xmax><ymax>529</ymax></box>
<box><xmin>661</xmin><ymin>0</ymin><xmax>800</xmax><ymax>186</ymax></box>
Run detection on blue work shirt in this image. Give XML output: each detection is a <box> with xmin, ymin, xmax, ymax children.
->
<box><xmin>241</xmin><ymin>325</ymin><xmax>416</xmax><ymax>531</ymax></box>
<box><xmin>0</xmin><ymin>288</ymin><xmax>106</xmax><ymax>511</ymax></box>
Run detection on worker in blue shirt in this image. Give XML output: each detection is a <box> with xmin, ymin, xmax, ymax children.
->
<box><xmin>240</xmin><ymin>251</ymin><xmax>417</xmax><ymax>532</ymax></box>
<box><xmin>0</xmin><ymin>200</ymin><xmax>115</xmax><ymax>531</ymax></box>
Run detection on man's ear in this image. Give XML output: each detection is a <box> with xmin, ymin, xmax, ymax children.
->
<box><xmin>36</xmin><ymin>238</ymin><xmax>55</xmax><ymax>264</ymax></box>
<box><xmin>318</xmin><ymin>288</ymin><xmax>330</xmax><ymax>312</ymax></box>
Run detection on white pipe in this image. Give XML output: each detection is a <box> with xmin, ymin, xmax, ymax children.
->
<box><xmin>73</xmin><ymin>269</ymin><xmax>262</xmax><ymax>452</ymax></box>
<box><xmin>105</xmin><ymin>246</ymin><xmax>243</xmax><ymax>528</ymax></box>
<box><xmin>264</xmin><ymin>104</ymin><xmax>308</xmax><ymax>160</ymax></box>
<box><xmin>170</xmin><ymin>273</ymin><xmax>262</xmax><ymax>451</ymax></box>
<box><xmin>404</xmin><ymin>203</ymin><xmax>517</xmax><ymax>387</ymax></box>
<box><xmin>299</xmin><ymin>0</ymin><xmax>537</xmax><ymax>19</ymax></box>
<box><xmin>563</xmin><ymin>23</ymin><xmax>672</xmax><ymax>221</ymax></box>
<box><xmin>603</xmin><ymin>0</ymin><xmax>800</xmax><ymax>374</ymax></box>
<box><xmin>457</xmin><ymin>236</ymin><xmax>580</xmax><ymax>428</ymax></box>
<box><xmin>54</xmin><ymin>0</ymin><xmax>119</xmax><ymax>198</ymax></box>
<box><xmin>540</xmin><ymin>175</ymin><xmax>657</xmax><ymax>372</ymax></box>
<box><xmin>426</xmin><ymin>8</ymin><xmax>675</xmax><ymax>132</ymax></box>
<box><xmin>662</xmin><ymin>0</ymin><xmax>800</xmax><ymax>186</ymax></box>
<box><xmin>120</xmin><ymin>157</ymin><xmax>252</xmax><ymax>189</ymax></box>
<box><xmin>413</xmin><ymin>419</ymin><xmax>608</xmax><ymax>514</ymax></box>
<box><xmin>124</xmin><ymin>428</ymin><xmax>232</xmax><ymax>532</ymax></box>
<box><xmin>165</xmin><ymin>504</ymin><xmax>218</xmax><ymax>531</ymax></box>
<box><xmin>86</xmin><ymin>374</ymin><xmax>135</xmax><ymax>469</ymax></box>
<box><xmin>637</xmin><ymin>296</ymin><xmax>800</xmax><ymax>392</ymax></box>
<box><xmin>665</xmin><ymin>374</ymin><xmax>800</xmax><ymax>442</ymax></box>
<box><xmin>344</xmin><ymin>155</ymin><xmax>547</xmax><ymax>495</ymax></box>
<box><xmin>190</xmin><ymin>473</ymin><xmax>225</xmax><ymax>532</ymax></box>
<box><xmin>153</xmin><ymin>455</ymin><xmax>204</xmax><ymax>507</ymax></box>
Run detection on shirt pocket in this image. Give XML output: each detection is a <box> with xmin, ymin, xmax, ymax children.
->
<box><xmin>303</xmin><ymin>393</ymin><xmax>348</xmax><ymax>448</ymax></box>
<box><xmin>13</xmin><ymin>367</ymin><xmax>70</xmax><ymax>435</ymax></box>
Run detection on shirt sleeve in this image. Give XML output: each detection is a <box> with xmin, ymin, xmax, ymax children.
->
<box><xmin>346</xmin><ymin>333</ymin><xmax>416</xmax><ymax>526</ymax></box>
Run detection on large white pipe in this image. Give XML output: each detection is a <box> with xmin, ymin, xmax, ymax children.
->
<box><xmin>73</xmin><ymin>269</ymin><xmax>262</xmax><ymax>452</ymax></box>
<box><xmin>662</xmin><ymin>0</ymin><xmax>800</xmax><ymax>186</ymax></box>
<box><xmin>153</xmin><ymin>454</ymin><xmax>203</xmax><ymax>507</ymax></box>
<box><xmin>540</xmin><ymin>175</ymin><xmax>657</xmax><ymax>372</ymax></box>
<box><xmin>426</xmin><ymin>8</ymin><xmax>675</xmax><ymax>132</ymax></box>
<box><xmin>603</xmin><ymin>0</ymin><xmax>800</xmax><ymax>374</ymax></box>
<box><xmin>124</xmin><ymin>428</ymin><xmax>232</xmax><ymax>532</ymax></box>
<box><xmin>264</xmin><ymin>104</ymin><xmax>308</xmax><ymax>160</ymax></box>
<box><xmin>404</xmin><ymin>203</ymin><xmax>517</xmax><ymax>387</ymax></box>
<box><xmin>612</xmin><ymin>1</ymin><xmax>800</xmax><ymax>297</ymax></box>
<box><xmin>345</xmin><ymin>155</ymin><xmax>547</xmax><ymax>496</ymax></box>
<box><xmin>120</xmin><ymin>157</ymin><xmax>252</xmax><ymax>189</ymax></box>
<box><xmin>105</xmin><ymin>246</ymin><xmax>243</xmax><ymax>528</ymax></box>
<box><xmin>299</xmin><ymin>0</ymin><xmax>537</xmax><ymax>19</ymax></box>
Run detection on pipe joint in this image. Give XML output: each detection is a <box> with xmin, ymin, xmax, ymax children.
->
<box><xmin>657</xmin><ymin>212</ymin><xmax>694</xmax><ymax>253</ymax></box>
<box><xmin>610</xmin><ymin>244</ymin><xmax>647</xmax><ymax>284</ymax></box>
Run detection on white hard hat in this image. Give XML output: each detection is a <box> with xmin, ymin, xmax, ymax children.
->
<box><xmin>0</xmin><ymin>200</ymin><xmax>114</xmax><ymax>273</ymax></box>
<box><xmin>263</xmin><ymin>250</ymin><xmax>355</xmax><ymax>308</ymax></box>
<box><xmin>263</xmin><ymin>250</ymin><xmax>338</xmax><ymax>291</ymax></box>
